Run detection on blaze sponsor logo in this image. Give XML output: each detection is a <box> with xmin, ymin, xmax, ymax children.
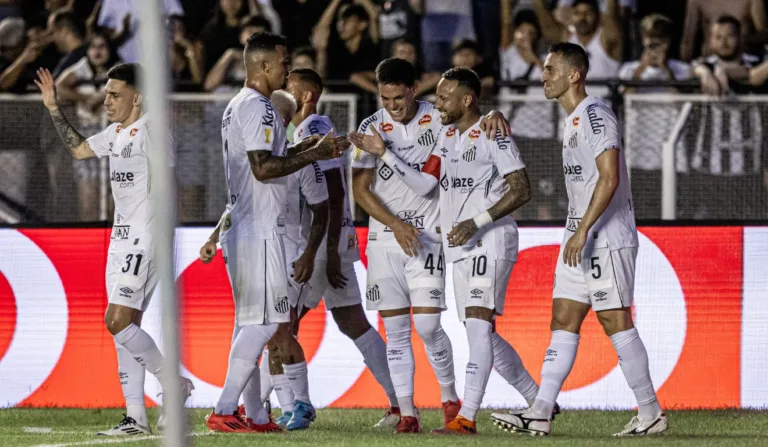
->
<box><xmin>112</xmin><ymin>225</ymin><xmax>130</xmax><ymax>240</ymax></box>
<box><xmin>379</xmin><ymin>164</ymin><xmax>393</xmax><ymax>180</ymax></box>
<box><xmin>130</xmin><ymin>128</ymin><xmax>138</xmax><ymax>137</ymax></box>
<box><xmin>274</xmin><ymin>296</ymin><xmax>290</xmax><ymax>313</ymax></box>
<box><xmin>366</xmin><ymin>284</ymin><xmax>380</xmax><ymax>302</ymax></box>
<box><xmin>586</xmin><ymin>104</ymin><xmax>606</xmax><ymax>134</ymax></box>
<box><xmin>452</xmin><ymin>177</ymin><xmax>475</xmax><ymax>193</ymax></box>
<box><xmin>418</xmin><ymin>115</ymin><xmax>431</xmax><ymax>126</ymax></box>
<box><xmin>563</xmin><ymin>164</ymin><xmax>583</xmax><ymax>176</ymax></box>
<box><xmin>446</xmin><ymin>127</ymin><xmax>457</xmax><ymax>137</ymax></box>
<box><xmin>572</xmin><ymin>116</ymin><xmax>579</xmax><ymax>127</ymax></box>
<box><xmin>393</xmin><ymin>209</ymin><xmax>425</xmax><ymax>230</ymax></box>
<box><xmin>469</xmin><ymin>129</ymin><xmax>481</xmax><ymax>139</ymax></box>
<box><xmin>380</xmin><ymin>122</ymin><xmax>394</xmax><ymax>132</ymax></box>
<box><xmin>111</xmin><ymin>171</ymin><xmax>135</xmax><ymax>188</ymax></box>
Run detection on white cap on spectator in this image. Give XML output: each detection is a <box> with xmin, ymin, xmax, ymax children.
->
<box><xmin>0</xmin><ymin>17</ymin><xmax>25</xmax><ymax>49</ymax></box>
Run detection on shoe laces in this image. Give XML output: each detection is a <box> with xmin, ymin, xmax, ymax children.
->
<box><xmin>118</xmin><ymin>414</ymin><xmax>137</xmax><ymax>427</ymax></box>
<box><xmin>623</xmin><ymin>416</ymin><xmax>642</xmax><ymax>430</ymax></box>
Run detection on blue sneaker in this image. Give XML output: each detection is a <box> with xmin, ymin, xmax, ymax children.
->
<box><xmin>286</xmin><ymin>401</ymin><xmax>316</xmax><ymax>430</ymax></box>
<box><xmin>275</xmin><ymin>411</ymin><xmax>293</xmax><ymax>428</ymax></box>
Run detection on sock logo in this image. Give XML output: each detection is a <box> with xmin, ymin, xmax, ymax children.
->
<box><xmin>466</xmin><ymin>362</ymin><xmax>478</xmax><ymax>375</ymax></box>
<box><xmin>544</xmin><ymin>349</ymin><xmax>557</xmax><ymax>362</ymax></box>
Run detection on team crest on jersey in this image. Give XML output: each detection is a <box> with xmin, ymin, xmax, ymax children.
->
<box><xmin>418</xmin><ymin>129</ymin><xmax>436</xmax><ymax>146</ymax></box>
<box><xmin>130</xmin><ymin>128</ymin><xmax>138</xmax><ymax>137</ymax></box>
<box><xmin>347</xmin><ymin>234</ymin><xmax>357</xmax><ymax>249</ymax></box>
<box><xmin>121</xmin><ymin>142</ymin><xmax>133</xmax><ymax>158</ymax></box>
<box><xmin>380</xmin><ymin>122</ymin><xmax>394</xmax><ymax>132</ymax></box>
<box><xmin>446</xmin><ymin>127</ymin><xmax>457</xmax><ymax>137</ymax></box>
<box><xmin>418</xmin><ymin>115</ymin><xmax>431</xmax><ymax>126</ymax></box>
<box><xmin>462</xmin><ymin>146</ymin><xmax>477</xmax><ymax>162</ymax></box>
<box><xmin>264</xmin><ymin>128</ymin><xmax>272</xmax><ymax>143</ymax></box>
<box><xmin>274</xmin><ymin>296</ymin><xmax>289</xmax><ymax>313</ymax></box>
<box><xmin>469</xmin><ymin>129</ymin><xmax>481</xmax><ymax>139</ymax></box>
<box><xmin>366</xmin><ymin>284</ymin><xmax>380</xmax><ymax>302</ymax></box>
<box><xmin>572</xmin><ymin>117</ymin><xmax>579</xmax><ymax>127</ymax></box>
<box><xmin>378</xmin><ymin>164</ymin><xmax>393</xmax><ymax>180</ymax></box>
<box><xmin>568</xmin><ymin>132</ymin><xmax>578</xmax><ymax>148</ymax></box>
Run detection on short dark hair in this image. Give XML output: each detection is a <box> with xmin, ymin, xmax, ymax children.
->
<box><xmin>572</xmin><ymin>0</ymin><xmax>599</xmax><ymax>12</ymax></box>
<box><xmin>640</xmin><ymin>13</ymin><xmax>673</xmax><ymax>40</ymax></box>
<box><xmin>715</xmin><ymin>14</ymin><xmax>742</xmax><ymax>36</ymax></box>
<box><xmin>548</xmin><ymin>42</ymin><xmax>590</xmax><ymax>76</ymax></box>
<box><xmin>452</xmin><ymin>39</ymin><xmax>481</xmax><ymax>56</ymax></box>
<box><xmin>375</xmin><ymin>58</ymin><xmax>417</xmax><ymax>87</ymax></box>
<box><xmin>392</xmin><ymin>38</ymin><xmax>416</xmax><ymax>51</ymax></box>
<box><xmin>241</xmin><ymin>14</ymin><xmax>272</xmax><ymax>33</ymax></box>
<box><xmin>441</xmin><ymin>67</ymin><xmax>481</xmax><ymax>97</ymax></box>
<box><xmin>290</xmin><ymin>68</ymin><xmax>324</xmax><ymax>92</ymax></box>
<box><xmin>107</xmin><ymin>63</ymin><xmax>141</xmax><ymax>88</ymax></box>
<box><xmin>52</xmin><ymin>11</ymin><xmax>86</xmax><ymax>40</ymax></box>
<box><xmin>245</xmin><ymin>31</ymin><xmax>287</xmax><ymax>54</ymax></box>
<box><xmin>513</xmin><ymin>9</ymin><xmax>541</xmax><ymax>37</ymax></box>
<box><xmin>339</xmin><ymin>4</ymin><xmax>369</xmax><ymax>23</ymax></box>
<box><xmin>292</xmin><ymin>45</ymin><xmax>316</xmax><ymax>62</ymax></box>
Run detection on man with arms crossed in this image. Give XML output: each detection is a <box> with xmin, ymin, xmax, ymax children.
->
<box><xmin>201</xmin><ymin>32</ymin><xmax>346</xmax><ymax>433</ymax></box>
<box><xmin>36</xmin><ymin>64</ymin><xmax>193</xmax><ymax>436</ymax></box>
<box><xmin>490</xmin><ymin>42</ymin><xmax>667</xmax><ymax>437</ymax></box>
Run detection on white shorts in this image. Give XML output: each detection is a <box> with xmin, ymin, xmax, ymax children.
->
<box><xmin>106</xmin><ymin>249</ymin><xmax>157</xmax><ymax>312</ymax></box>
<box><xmin>221</xmin><ymin>230</ymin><xmax>291</xmax><ymax>326</ymax></box>
<box><xmin>452</xmin><ymin>255</ymin><xmax>514</xmax><ymax>322</ymax></box>
<box><xmin>553</xmin><ymin>244</ymin><xmax>637</xmax><ymax>311</ymax></box>
<box><xmin>294</xmin><ymin>258</ymin><xmax>361</xmax><ymax>311</ymax></box>
<box><xmin>365</xmin><ymin>242</ymin><xmax>446</xmax><ymax>312</ymax></box>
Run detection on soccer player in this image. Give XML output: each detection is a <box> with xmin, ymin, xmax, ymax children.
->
<box><xmin>490</xmin><ymin>42</ymin><xmax>667</xmax><ymax>437</ymax></box>
<box><xmin>35</xmin><ymin>64</ymin><xmax>194</xmax><ymax>436</ymax></box>
<box><xmin>429</xmin><ymin>67</ymin><xmax>532</xmax><ymax>435</ymax></box>
<box><xmin>200</xmin><ymin>32</ymin><xmax>346</xmax><ymax>433</ymax></box>
<box><xmin>349</xmin><ymin>58</ymin><xmax>532</xmax><ymax>434</ymax></box>
<box><xmin>285</xmin><ymin>68</ymin><xmax>399</xmax><ymax>428</ymax></box>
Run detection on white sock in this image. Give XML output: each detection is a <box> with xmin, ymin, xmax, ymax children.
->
<box><xmin>458</xmin><ymin>318</ymin><xmax>493</xmax><ymax>422</ymax></box>
<box><xmin>259</xmin><ymin>350</ymin><xmax>273</xmax><ymax>401</ymax></box>
<box><xmin>413</xmin><ymin>313</ymin><xmax>458</xmax><ymax>402</ymax></box>
<box><xmin>272</xmin><ymin>374</ymin><xmax>295</xmax><ymax>412</ymax></box>
<box><xmin>283</xmin><ymin>361</ymin><xmax>311</xmax><ymax>404</ymax></box>
<box><xmin>215</xmin><ymin>324</ymin><xmax>278</xmax><ymax>415</ymax></box>
<box><xmin>353</xmin><ymin>328</ymin><xmax>398</xmax><ymax>407</ymax></box>
<box><xmin>610</xmin><ymin>328</ymin><xmax>662</xmax><ymax>421</ymax></box>
<box><xmin>531</xmin><ymin>330</ymin><xmax>580</xmax><ymax>419</ymax></box>
<box><xmin>116</xmin><ymin>342</ymin><xmax>147</xmax><ymax>426</ymax></box>
<box><xmin>383</xmin><ymin>314</ymin><xmax>416</xmax><ymax>417</ymax></box>
<box><xmin>242</xmin><ymin>369</ymin><xmax>268</xmax><ymax>423</ymax></box>
<box><xmin>491</xmin><ymin>332</ymin><xmax>539</xmax><ymax>406</ymax></box>
<box><xmin>113</xmin><ymin>324</ymin><xmax>168</xmax><ymax>387</ymax></box>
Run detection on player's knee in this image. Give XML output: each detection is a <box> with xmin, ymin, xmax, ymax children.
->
<box><xmin>104</xmin><ymin>308</ymin><xmax>134</xmax><ymax>335</ymax></box>
<box><xmin>332</xmin><ymin>305</ymin><xmax>371</xmax><ymax>340</ymax></box>
<box><xmin>549</xmin><ymin>312</ymin><xmax>581</xmax><ymax>333</ymax></box>
<box><xmin>596</xmin><ymin>308</ymin><xmax>634</xmax><ymax>336</ymax></box>
<box><xmin>412</xmin><ymin>312</ymin><xmax>443</xmax><ymax>344</ymax></box>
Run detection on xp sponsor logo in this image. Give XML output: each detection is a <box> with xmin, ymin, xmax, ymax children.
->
<box><xmin>111</xmin><ymin>171</ymin><xmax>135</xmax><ymax>188</ymax></box>
<box><xmin>380</xmin><ymin>122</ymin><xmax>394</xmax><ymax>132</ymax></box>
<box><xmin>586</xmin><ymin>104</ymin><xmax>606</xmax><ymax>134</ymax></box>
<box><xmin>111</xmin><ymin>225</ymin><xmax>130</xmax><ymax>240</ymax></box>
<box><xmin>366</xmin><ymin>284</ymin><xmax>380</xmax><ymax>302</ymax></box>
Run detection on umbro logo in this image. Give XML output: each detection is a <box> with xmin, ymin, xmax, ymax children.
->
<box><xmin>274</xmin><ymin>296</ymin><xmax>290</xmax><ymax>313</ymax></box>
<box><xmin>462</xmin><ymin>146</ymin><xmax>476</xmax><ymax>162</ymax></box>
<box><xmin>120</xmin><ymin>287</ymin><xmax>133</xmax><ymax>294</ymax></box>
<box><xmin>366</xmin><ymin>284</ymin><xmax>380</xmax><ymax>302</ymax></box>
<box><xmin>470</xmin><ymin>288</ymin><xmax>483</xmax><ymax>295</ymax></box>
<box><xmin>429</xmin><ymin>289</ymin><xmax>441</xmax><ymax>298</ymax></box>
<box><xmin>593</xmin><ymin>291</ymin><xmax>608</xmax><ymax>301</ymax></box>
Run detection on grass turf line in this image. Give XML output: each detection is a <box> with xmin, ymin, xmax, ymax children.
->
<box><xmin>1</xmin><ymin>408</ymin><xmax>766</xmax><ymax>446</ymax></box>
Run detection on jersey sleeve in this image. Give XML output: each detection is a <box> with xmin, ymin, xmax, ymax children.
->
<box><xmin>583</xmin><ymin>103</ymin><xmax>622</xmax><ymax>158</ymax></box>
<box><xmin>350</xmin><ymin>115</ymin><xmax>377</xmax><ymax>169</ymax></box>
<box><xmin>239</xmin><ymin>97</ymin><xmax>277</xmax><ymax>153</ymax></box>
<box><xmin>489</xmin><ymin>130</ymin><xmax>526</xmax><ymax>176</ymax></box>
<box><xmin>299</xmin><ymin>162</ymin><xmax>329</xmax><ymax>205</ymax></box>
<box><xmin>297</xmin><ymin>118</ymin><xmax>341</xmax><ymax>171</ymax></box>
<box><xmin>86</xmin><ymin>124</ymin><xmax>116</xmax><ymax>158</ymax></box>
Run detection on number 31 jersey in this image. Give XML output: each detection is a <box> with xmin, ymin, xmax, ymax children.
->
<box><xmin>351</xmin><ymin>101</ymin><xmax>443</xmax><ymax>247</ymax></box>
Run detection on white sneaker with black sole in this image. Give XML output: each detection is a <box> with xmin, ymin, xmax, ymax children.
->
<box><xmin>157</xmin><ymin>376</ymin><xmax>196</xmax><ymax>430</ymax></box>
<box><xmin>96</xmin><ymin>415</ymin><xmax>152</xmax><ymax>436</ymax></box>
<box><xmin>614</xmin><ymin>413</ymin><xmax>668</xmax><ymax>437</ymax></box>
<box><xmin>490</xmin><ymin>410</ymin><xmax>551</xmax><ymax>436</ymax></box>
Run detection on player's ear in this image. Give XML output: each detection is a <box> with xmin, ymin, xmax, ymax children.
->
<box><xmin>133</xmin><ymin>92</ymin><xmax>143</xmax><ymax>107</ymax></box>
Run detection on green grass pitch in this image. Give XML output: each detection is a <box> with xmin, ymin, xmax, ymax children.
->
<box><xmin>1</xmin><ymin>408</ymin><xmax>767</xmax><ymax>446</ymax></box>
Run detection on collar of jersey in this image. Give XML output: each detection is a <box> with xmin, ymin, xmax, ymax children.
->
<box><xmin>120</xmin><ymin>113</ymin><xmax>148</xmax><ymax>132</ymax></box>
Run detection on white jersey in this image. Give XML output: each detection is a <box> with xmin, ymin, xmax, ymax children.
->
<box><xmin>220</xmin><ymin>87</ymin><xmax>288</xmax><ymax>239</ymax></box>
<box><xmin>283</xmin><ymin>162</ymin><xmax>329</xmax><ymax>259</ymax></box>
<box><xmin>561</xmin><ymin>96</ymin><xmax>637</xmax><ymax>248</ymax></box>
<box><xmin>87</xmin><ymin>114</ymin><xmax>174</xmax><ymax>254</ymax></box>
<box><xmin>293</xmin><ymin>114</ymin><xmax>359</xmax><ymax>260</ymax></box>
<box><xmin>434</xmin><ymin>118</ymin><xmax>526</xmax><ymax>262</ymax></box>
<box><xmin>351</xmin><ymin>101</ymin><xmax>443</xmax><ymax>247</ymax></box>
<box><xmin>568</xmin><ymin>28</ymin><xmax>620</xmax><ymax>80</ymax></box>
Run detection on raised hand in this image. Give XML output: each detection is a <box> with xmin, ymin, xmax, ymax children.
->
<box><xmin>348</xmin><ymin>128</ymin><xmax>386</xmax><ymax>156</ymax></box>
<box><xmin>34</xmin><ymin>68</ymin><xmax>59</xmax><ymax>111</ymax></box>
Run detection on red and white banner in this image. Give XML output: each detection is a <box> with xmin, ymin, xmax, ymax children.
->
<box><xmin>1</xmin><ymin>226</ymin><xmax>766</xmax><ymax>409</ymax></box>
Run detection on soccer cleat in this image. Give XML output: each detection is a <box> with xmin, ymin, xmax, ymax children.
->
<box><xmin>613</xmin><ymin>413</ymin><xmax>668</xmax><ymax>437</ymax></box>
<box><xmin>205</xmin><ymin>410</ymin><xmax>253</xmax><ymax>433</ymax></box>
<box><xmin>157</xmin><ymin>376</ymin><xmax>195</xmax><ymax>430</ymax></box>
<box><xmin>431</xmin><ymin>415</ymin><xmax>477</xmax><ymax>435</ymax></box>
<box><xmin>552</xmin><ymin>402</ymin><xmax>561</xmax><ymax>420</ymax></box>
<box><xmin>442</xmin><ymin>400</ymin><xmax>461</xmax><ymax>425</ymax></box>
<box><xmin>373</xmin><ymin>407</ymin><xmax>401</xmax><ymax>428</ymax></box>
<box><xmin>275</xmin><ymin>411</ymin><xmax>293</xmax><ymax>428</ymax></box>
<box><xmin>394</xmin><ymin>416</ymin><xmax>422</xmax><ymax>434</ymax></box>
<box><xmin>237</xmin><ymin>404</ymin><xmax>246</xmax><ymax>422</ymax></box>
<box><xmin>490</xmin><ymin>410</ymin><xmax>551</xmax><ymax>436</ymax></box>
<box><xmin>96</xmin><ymin>415</ymin><xmax>152</xmax><ymax>436</ymax></box>
<box><xmin>285</xmin><ymin>400</ymin><xmax>316</xmax><ymax>430</ymax></box>
<box><xmin>245</xmin><ymin>416</ymin><xmax>284</xmax><ymax>433</ymax></box>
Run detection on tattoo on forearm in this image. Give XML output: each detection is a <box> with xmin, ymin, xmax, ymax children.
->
<box><xmin>50</xmin><ymin>108</ymin><xmax>86</xmax><ymax>153</ymax></box>
<box><xmin>490</xmin><ymin>169</ymin><xmax>532</xmax><ymax>218</ymax></box>
<box><xmin>249</xmin><ymin>150</ymin><xmax>318</xmax><ymax>180</ymax></box>
<box><xmin>306</xmin><ymin>201</ymin><xmax>329</xmax><ymax>253</ymax></box>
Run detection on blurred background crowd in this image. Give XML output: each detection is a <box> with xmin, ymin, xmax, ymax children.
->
<box><xmin>0</xmin><ymin>0</ymin><xmax>766</xmax><ymax>224</ymax></box>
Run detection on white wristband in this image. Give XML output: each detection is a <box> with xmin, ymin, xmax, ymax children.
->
<box><xmin>472</xmin><ymin>211</ymin><xmax>493</xmax><ymax>229</ymax></box>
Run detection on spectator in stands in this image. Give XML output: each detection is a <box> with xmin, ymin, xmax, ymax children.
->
<box><xmin>55</xmin><ymin>29</ymin><xmax>118</xmax><ymax>221</ymax></box>
<box><xmin>376</xmin><ymin>0</ymin><xmax>421</xmax><ymax>59</ymax></box>
<box><xmin>0</xmin><ymin>18</ymin><xmax>44</xmax><ymax>92</ymax></box>
<box><xmin>47</xmin><ymin>10</ymin><xmax>86</xmax><ymax>78</ymax></box>
<box><xmin>312</xmin><ymin>0</ymin><xmax>379</xmax><ymax>94</ymax></box>
<box><xmin>96</xmin><ymin>0</ymin><xmax>184</xmax><ymax>63</ymax></box>
<box><xmin>420</xmin><ymin>0</ymin><xmax>475</xmax><ymax>72</ymax></box>
<box><xmin>203</xmin><ymin>14</ymin><xmax>271</xmax><ymax>92</ymax></box>
<box><xmin>168</xmin><ymin>14</ymin><xmax>204</xmax><ymax>90</ymax></box>
<box><xmin>681</xmin><ymin>0</ymin><xmax>767</xmax><ymax>62</ymax></box>
<box><xmin>693</xmin><ymin>15</ymin><xmax>768</xmax><ymax>95</ymax></box>
<box><xmin>391</xmin><ymin>38</ymin><xmax>439</xmax><ymax>96</ymax></box>
<box><xmin>0</xmin><ymin>0</ymin><xmax>19</xmax><ymax>22</ymax></box>
<box><xmin>201</xmin><ymin>0</ymin><xmax>250</xmax><ymax>71</ymax></box>
<box><xmin>532</xmin><ymin>0</ymin><xmax>622</xmax><ymax>79</ymax></box>
<box><xmin>619</xmin><ymin>14</ymin><xmax>693</xmax><ymax>92</ymax></box>
<box><xmin>273</xmin><ymin>0</ymin><xmax>331</xmax><ymax>52</ymax></box>
<box><xmin>291</xmin><ymin>45</ymin><xmax>316</xmax><ymax>71</ymax></box>
<box><xmin>451</xmin><ymin>39</ymin><xmax>495</xmax><ymax>97</ymax></box>
<box><xmin>554</xmin><ymin>0</ymin><xmax>639</xmax><ymax>59</ymax></box>
<box><xmin>0</xmin><ymin>16</ymin><xmax>24</xmax><ymax>72</ymax></box>
<box><xmin>499</xmin><ymin>8</ymin><xmax>544</xmax><ymax>86</ymax></box>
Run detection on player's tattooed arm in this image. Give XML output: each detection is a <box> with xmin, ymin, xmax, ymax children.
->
<box><xmin>294</xmin><ymin>200</ymin><xmax>329</xmax><ymax>283</ymax></box>
<box><xmin>248</xmin><ymin>134</ymin><xmax>347</xmax><ymax>181</ymax></box>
